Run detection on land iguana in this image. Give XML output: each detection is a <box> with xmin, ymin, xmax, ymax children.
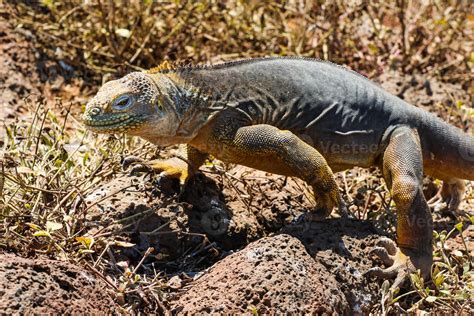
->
<box><xmin>83</xmin><ymin>57</ymin><xmax>474</xmax><ymax>286</ymax></box>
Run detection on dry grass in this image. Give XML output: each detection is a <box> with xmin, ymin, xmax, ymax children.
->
<box><xmin>8</xmin><ymin>0</ymin><xmax>473</xmax><ymax>90</ymax></box>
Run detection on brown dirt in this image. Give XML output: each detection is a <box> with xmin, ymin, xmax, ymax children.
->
<box><xmin>377</xmin><ymin>70</ymin><xmax>472</xmax><ymax>133</ymax></box>
<box><xmin>445</xmin><ymin>225</ymin><xmax>474</xmax><ymax>257</ymax></box>
<box><xmin>0</xmin><ymin>18</ymin><xmax>39</xmax><ymax>127</ymax></box>
<box><xmin>0</xmin><ymin>253</ymin><xmax>118</xmax><ymax>314</ymax></box>
<box><xmin>82</xmin><ymin>163</ymin><xmax>312</xmax><ymax>267</ymax></box>
<box><xmin>0</xmin><ymin>11</ymin><xmax>89</xmax><ymax>139</ymax></box>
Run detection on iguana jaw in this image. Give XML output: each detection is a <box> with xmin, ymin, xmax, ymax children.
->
<box><xmin>82</xmin><ymin>110</ymin><xmax>186</xmax><ymax>147</ymax></box>
<box><xmin>82</xmin><ymin>112</ymin><xmax>145</xmax><ymax>133</ymax></box>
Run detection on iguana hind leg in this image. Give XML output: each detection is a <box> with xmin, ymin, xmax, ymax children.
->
<box><xmin>197</xmin><ymin>123</ymin><xmax>347</xmax><ymax>217</ymax></box>
<box><xmin>367</xmin><ymin>126</ymin><xmax>433</xmax><ymax>288</ymax></box>
<box><xmin>427</xmin><ymin>179</ymin><xmax>465</xmax><ymax>215</ymax></box>
<box><xmin>123</xmin><ymin>144</ymin><xmax>208</xmax><ymax>187</ymax></box>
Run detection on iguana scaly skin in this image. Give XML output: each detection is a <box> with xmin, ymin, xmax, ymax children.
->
<box><xmin>83</xmin><ymin>57</ymin><xmax>474</xmax><ymax>286</ymax></box>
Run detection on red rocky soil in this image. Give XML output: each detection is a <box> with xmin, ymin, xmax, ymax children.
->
<box><xmin>0</xmin><ymin>253</ymin><xmax>118</xmax><ymax>314</ymax></box>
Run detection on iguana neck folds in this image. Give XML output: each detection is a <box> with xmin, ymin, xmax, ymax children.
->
<box><xmin>139</xmin><ymin>73</ymin><xmax>224</xmax><ymax>146</ymax></box>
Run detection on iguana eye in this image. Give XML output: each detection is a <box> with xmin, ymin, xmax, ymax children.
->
<box><xmin>113</xmin><ymin>95</ymin><xmax>133</xmax><ymax>110</ymax></box>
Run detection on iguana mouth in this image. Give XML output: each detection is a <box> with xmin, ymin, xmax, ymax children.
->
<box><xmin>82</xmin><ymin>113</ymin><xmax>144</xmax><ymax>132</ymax></box>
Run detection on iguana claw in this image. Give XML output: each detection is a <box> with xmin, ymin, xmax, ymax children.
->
<box><xmin>122</xmin><ymin>155</ymin><xmax>191</xmax><ymax>188</ymax></box>
<box><xmin>122</xmin><ymin>156</ymin><xmax>146</xmax><ymax>171</ymax></box>
<box><xmin>122</xmin><ymin>156</ymin><xmax>153</xmax><ymax>176</ymax></box>
<box><xmin>129</xmin><ymin>164</ymin><xmax>153</xmax><ymax>175</ymax></box>
<box><xmin>365</xmin><ymin>237</ymin><xmax>432</xmax><ymax>290</ymax></box>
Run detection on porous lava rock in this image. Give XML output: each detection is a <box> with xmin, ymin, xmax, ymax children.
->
<box><xmin>171</xmin><ymin>234</ymin><xmax>349</xmax><ymax>314</ymax></box>
<box><xmin>0</xmin><ymin>253</ymin><xmax>117</xmax><ymax>314</ymax></box>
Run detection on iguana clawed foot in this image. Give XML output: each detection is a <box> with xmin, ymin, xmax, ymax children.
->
<box><xmin>122</xmin><ymin>156</ymin><xmax>153</xmax><ymax>174</ymax></box>
<box><xmin>427</xmin><ymin>180</ymin><xmax>465</xmax><ymax>216</ymax></box>
<box><xmin>303</xmin><ymin>194</ymin><xmax>349</xmax><ymax>221</ymax></box>
<box><xmin>122</xmin><ymin>155</ymin><xmax>191</xmax><ymax>188</ymax></box>
<box><xmin>365</xmin><ymin>237</ymin><xmax>432</xmax><ymax>290</ymax></box>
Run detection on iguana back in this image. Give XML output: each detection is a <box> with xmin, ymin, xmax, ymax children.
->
<box><xmin>176</xmin><ymin>58</ymin><xmax>473</xmax><ymax>178</ymax></box>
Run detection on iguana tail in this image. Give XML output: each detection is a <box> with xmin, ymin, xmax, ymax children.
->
<box><xmin>419</xmin><ymin>114</ymin><xmax>474</xmax><ymax>181</ymax></box>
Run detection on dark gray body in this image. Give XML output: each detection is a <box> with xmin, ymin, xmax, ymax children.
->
<box><xmin>179</xmin><ymin>58</ymin><xmax>473</xmax><ymax>179</ymax></box>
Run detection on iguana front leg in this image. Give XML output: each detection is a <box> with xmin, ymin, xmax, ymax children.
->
<box><xmin>193</xmin><ymin>123</ymin><xmax>347</xmax><ymax>217</ymax></box>
<box><xmin>123</xmin><ymin>144</ymin><xmax>208</xmax><ymax>187</ymax></box>
<box><xmin>367</xmin><ymin>126</ymin><xmax>433</xmax><ymax>288</ymax></box>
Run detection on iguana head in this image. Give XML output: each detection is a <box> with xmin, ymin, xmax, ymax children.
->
<box><xmin>83</xmin><ymin>71</ymin><xmax>185</xmax><ymax>144</ymax></box>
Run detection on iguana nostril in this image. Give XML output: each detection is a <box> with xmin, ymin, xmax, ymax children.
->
<box><xmin>89</xmin><ymin>107</ymin><xmax>101</xmax><ymax>116</ymax></box>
